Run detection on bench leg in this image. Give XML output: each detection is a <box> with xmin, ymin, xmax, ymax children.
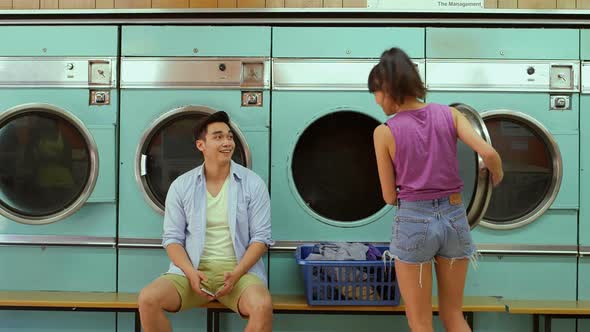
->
<box><xmin>206</xmin><ymin>309</ymin><xmax>221</xmax><ymax>332</ymax></box>
<box><xmin>207</xmin><ymin>309</ymin><xmax>213</xmax><ymax>332</ymax></box>
<box><xmin>214</xmin><ymin>310</ymin><xmax>220</xmax><ymax>332</ymax></box>
<box><xmin>135</xmin><ymin>310</ymin><xmax>141</xmax><ymax>332</ymax></box>
<box><xmin>533</xmin><ymin>314</ymin><xmax>540</xmax><ymax>332</ymax></box>
<box><xmin>544</xmin><ymin>315</ymin><xmax>552</xmax><ymax>332</ymax></box>
<box><xmin>465</xmin><ymin>312</ymin><xmax>474</xmax><ymax>330</ymax></box>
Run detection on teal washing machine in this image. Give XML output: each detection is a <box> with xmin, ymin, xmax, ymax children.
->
<box><xmin>579</xmin><ymin>29</ymin><xmax>590</xmax><ymax>332</ymax></box>
<box><xmin>117</xmin><ymin>26</ymin><xmax>270</xmax><ymax>332</ymax></box>
<box><xmin>426</xmin><ymin>28</ymin><xmax>579</xmax><ymax>332</ymax></box>
<box><xmin>270</xmin><ymin>27</ymin><xmax>425</xmax><ymax>246</ymax></box>
<box><xmin>269</xmin><ymin>27</ymin><xmax>492</xmax><ymax>319</ymax></box>
<box><xmin>0</xmin><ymin>26</ymin><xmax>118</xmax><ymax>331</ymax></box>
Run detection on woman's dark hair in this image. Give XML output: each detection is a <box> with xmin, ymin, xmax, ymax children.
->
<box><xmin>368</xmin><ymin>47</ymin><xmax>426</xmax><ymax>104</ymax></box>
<box><xmin>194</xmin><ymin>111</ymin><xmax>231</xmax><ymax>141</ymax></box>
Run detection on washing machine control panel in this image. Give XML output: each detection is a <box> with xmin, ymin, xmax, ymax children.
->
<box><xmin>120</xmin><ymin>58</ymin><xmax>270</xmax><ymax>94</ymax></box>
<box><xmin>426</xmin><ymin>60</ymin><xmax>579</xmax><ymax>93</ymax></box>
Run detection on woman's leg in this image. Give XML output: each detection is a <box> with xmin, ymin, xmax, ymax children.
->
<box><xmin>395</xmin><ymin>260</ymin><xmax>434</xmax><ymax>332</ymax></box>
<box><xmin>435</xmin><ymin>257</ymin><xmax>471</xmax><ymax>332</ymax></box>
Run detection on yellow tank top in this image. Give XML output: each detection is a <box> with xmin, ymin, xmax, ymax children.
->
<box><xmin>201</xmin><ymin>177</ymin><xmax>237</xmax><ymax>261</ymax></box>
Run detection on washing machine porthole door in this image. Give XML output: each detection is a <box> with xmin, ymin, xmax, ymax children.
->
<box><xmin>480</xmin><ymin>110</ymin><xmax>562</xmax><ymax>230</ymax></box>
<box><xmin>290</xmin><ymin>111</ymin><xmax>386</xmax><ymax>225</ymax></box>
<box><xmin>450</xmin><ymin>103</ymin><xmax>493</xmax><ymax>229</ymax></box>
<box><xmin>136</xmin><ymin>106</ymin><xmax>251</xmax><ymax>215</ymax></box>
<box><xmin>0</xmin><ymin>104</ymin><xmax>98</xmax><ymax>225</ymax></box>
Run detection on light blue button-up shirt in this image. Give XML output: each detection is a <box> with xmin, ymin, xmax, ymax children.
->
<box><xmin>162</xmin><ymin>161</ymin><xmax>273</xmax><ymax>283</ymax></box>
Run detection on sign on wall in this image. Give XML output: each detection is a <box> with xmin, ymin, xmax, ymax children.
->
<box><xmin>367</xmin><ymin>0</ymin><xmax>484</xmax><ymax>10</ymax></box>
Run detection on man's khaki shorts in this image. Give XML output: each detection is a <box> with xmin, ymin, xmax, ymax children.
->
<box><xmin>160</xmin><ymin>259</ymin><xmax>265</xmax><ymax>314</ymax></box>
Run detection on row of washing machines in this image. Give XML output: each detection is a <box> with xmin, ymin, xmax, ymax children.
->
<box><xmin>0</xmin><ymin>25</ymin><xmax>587</xmax><ymax>331</ymax></box>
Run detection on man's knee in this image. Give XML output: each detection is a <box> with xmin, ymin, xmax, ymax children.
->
<box><xmin>253</xmin><ymin>293</ymin><xmax>273</xmax><ymax>314</ymax></box>
<box><xmin>138</xmin><ymin>281</ymin><xmax>180</xmax><ymax>311</ymax></box>
<box><xmin>138</xmin><ymin>287</ymin><xmax>160</xmax><ymax>310</ymax></box>
<box><xmin>242</xmin><ymin>288</ymin><xmax>273</xmax><ymax>317</ymax></box>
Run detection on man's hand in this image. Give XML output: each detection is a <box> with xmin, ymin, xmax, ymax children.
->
<box><xmin>215</xmin><ymin>270</ymin><xmax>241</xmax><ymax>298</ymax></box>
<box><xmin>186</xmin><ymin>269</ymin><xmax>214</xmax><ymax>300</ymax></box>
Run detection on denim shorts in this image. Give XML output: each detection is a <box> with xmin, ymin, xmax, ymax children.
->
<box><xmin>388</xmin><ymin>196</ymin><xmax>477</xmax><ymax>264</ymax></box>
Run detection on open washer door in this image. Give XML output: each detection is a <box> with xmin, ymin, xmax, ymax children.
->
<box><xmin>452</xmin><ymin>103</ymin><xmax>493</xmax><ymax>229</ymax></box>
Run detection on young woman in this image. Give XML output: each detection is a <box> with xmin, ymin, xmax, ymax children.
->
<box><xmin>370</xmin><ymin>48</ymin><xmax>503</xmax><ymax>332</ymax></box>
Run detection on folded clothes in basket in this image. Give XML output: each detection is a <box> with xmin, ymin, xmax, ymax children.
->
<box><xmin>340</xmin><ymin>285</ymin><xmax>381</xmax><ymax>301</ymax></box>
<box><xmin>333</xmin><ymin>267</ymin><xmax>375</xmax><ymax>300</ymax></box>
<box><xmin>365</xmin><ymin>244</ymin><xmax>383</xmax><ymax>261</ymax></box>
<box><xmin>323</xmin><ymin>267</ymin><xmax>383</xmax><ymax>301</ymax></box>
<box><xmin>305</xmin><ymin>242</ymin><xmax>382</xmax><ymax>261</ymax></box>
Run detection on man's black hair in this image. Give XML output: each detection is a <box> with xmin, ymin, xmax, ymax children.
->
<box><xmin>193</xmin><ymin>111</ymin><xmax>231</xmax><ymax>141</ymax></box>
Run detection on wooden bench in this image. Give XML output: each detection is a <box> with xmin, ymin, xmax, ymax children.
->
<box><xmin>0</xmin><ymin>291</ymin><xmax>505</xmax><ymax>332</ymax></box>
<box><xmin>505</xmin><ymin>300</ymin><xmax>590</xmax><ymax>332</ymax></box>
<box><xmin>0</xmin><ymin>291</ymin><xmax>141</xmax><ymax>332</ymax></box>
<box><xmin>206</xmin><ymin>295</ymin><xmax>506</xmax><ymax>332</ymax></box>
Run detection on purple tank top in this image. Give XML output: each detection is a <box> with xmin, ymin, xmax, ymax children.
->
<box><xmin>385</xmin><ymin>103</ymin><xmax>463</xmax><ymax>201</ymax></box>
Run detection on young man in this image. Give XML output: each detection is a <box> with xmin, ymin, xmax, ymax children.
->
<box><xmin>138</xmin><ymin>111</ymin><xmax>273</xmax><ymax>332</ymax></box>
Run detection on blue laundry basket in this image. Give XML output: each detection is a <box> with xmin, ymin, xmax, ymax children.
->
<box><xmin>295</xmin><ymin>245</ymin><xmax>401</xmax><ymax>306</ymax></box>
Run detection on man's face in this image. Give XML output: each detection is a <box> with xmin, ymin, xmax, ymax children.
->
<box><xmin>196</xmin><ymin>122</ymin><xmax>235</xmax><ymax>164</ymax></box>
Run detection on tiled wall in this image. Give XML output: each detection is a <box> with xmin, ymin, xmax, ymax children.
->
<box><xmin>0</xmin><ymin>0</ymin><xmax>367</xmax><ymax>8</ymax></box>
<box><xmin>2</xmin><ymin>0</ymin><xmax>589</xmax><ymax>9</ymax></box>
<box><xmin>486</xmin><ymin>0</ymin><xmax>578</xmax><ymax>8</ymax></box>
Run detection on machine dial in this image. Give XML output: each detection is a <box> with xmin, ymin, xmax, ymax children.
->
<box><xmin>526</xmin><ymin>66</ymin><xmax>535</xmax><ymax>75</ymax></box>
<box><xmin>549</xmin><ymin>65</ymin><xmax>573</xmax><ymax>90</ymax></box>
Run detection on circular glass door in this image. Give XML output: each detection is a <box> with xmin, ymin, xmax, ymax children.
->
<box><xmin>0</xmin><ymin>104</ymin><xmax>98</xmax><ymax>225</ymax></box>
<box><xmin>451</xmin><ymin>103</ymin><xmax>493</xmax><ymax>229</ymax></box>
<box><xmin>290</xmin><ymin>111</ymin><xmax>386</xmax><ymax>225</ymax></box>
<box><xmin>136</xmin><ymin>106</ymin><xmax>251</xmax><ymax>214</ymax></box>
<box><xmin>481</xmin><ymin>110</ymin><xmax>562</xmax><ymax>229</ymax></box>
